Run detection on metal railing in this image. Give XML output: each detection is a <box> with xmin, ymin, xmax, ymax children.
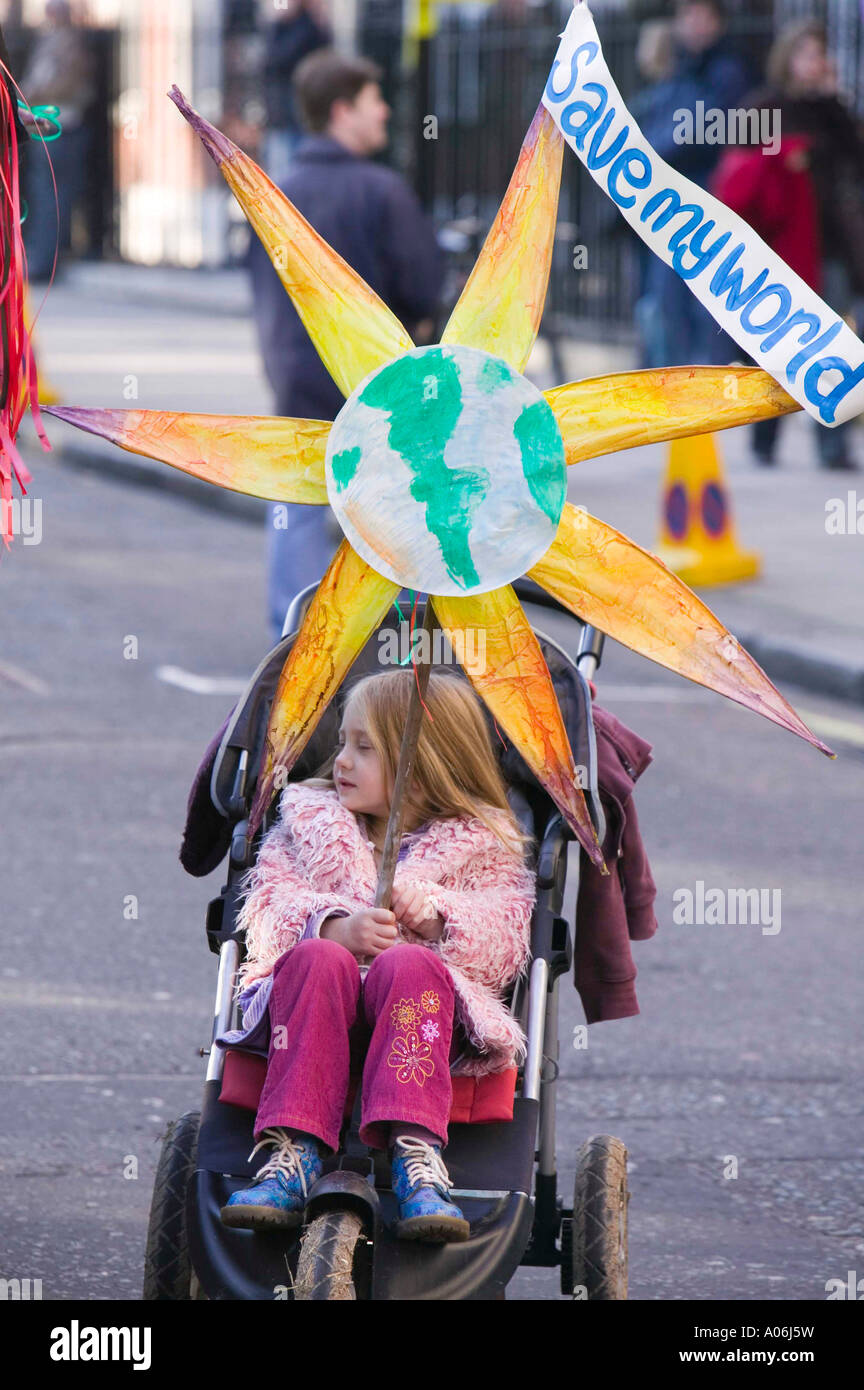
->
<box><xmin>357</xmin><ymin>0</ymin><xmax>864</xmax><ymax>341</ymax></box>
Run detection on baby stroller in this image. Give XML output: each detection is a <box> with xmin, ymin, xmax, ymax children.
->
<box><xmin>143</xmin><ymin>583</ymin><xmax>630</xmax><ymax>1301</ymax></box>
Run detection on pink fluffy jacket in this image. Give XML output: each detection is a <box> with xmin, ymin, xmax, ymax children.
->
<box><xmin>236</xmin><ymin>783</ymin><xmax>537</xmax><ymax>1077</ymax></box>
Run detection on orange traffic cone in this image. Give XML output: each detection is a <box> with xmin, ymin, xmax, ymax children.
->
<box><xmin>655</xmin><ymin>432</ymin><xmax>760</xmax><ymax>586</ymax></box>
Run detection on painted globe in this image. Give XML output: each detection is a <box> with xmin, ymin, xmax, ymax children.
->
<box><xmin>324</xmin><ymin>344</ymin><xmax>567</xmax><ymax>595</ymax></box>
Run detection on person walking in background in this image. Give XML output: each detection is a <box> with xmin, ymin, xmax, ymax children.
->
<box><xmin>1</xmin><ymin>22</ymin><xmax>29</xmax><ymax>152</ymax></box>
<box><xmin>712</xmin><ymin>21</ymin><xmax>864</xmax><ymax>471</ymax></box>
<box><xmin>258</xmin><ymin>0</ymin><xmax>330</xmax><ymax>187</ymax></box>
<box><xmin>21</xmin><ymin>0</ymin><xmax>95</xmax><ymax>282</ymax></box>
<box><xmin>247</xmin><ymin>49</ymin><xmax>444</xmax><ymax>645</ymax></box>
<box><xmin>636</xmin><ymin>0</ymin><xmax>752</xmax><ymax>367</ymax></box>
<box><xmin>631</xmin><ymin>19</ymin><xmax>676</xmax><ymax>368</ymax></box>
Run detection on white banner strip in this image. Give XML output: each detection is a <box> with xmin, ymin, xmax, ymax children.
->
<box><xmin>542</xmin><ymin>3</ymin><xmax>864</xmax><ymax>426</ymax></box>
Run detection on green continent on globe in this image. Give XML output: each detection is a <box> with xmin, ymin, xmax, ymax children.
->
<box><xmin>477</xmin><ymin>356</ymin><xmax>514</xmax><ymax>394</ymax></box>
<box><xmin>331</xmin><ymin>445</ymin><xmax>362</xmax><ymax>492</ymax></box>
<box><xmin>359</xmin><ymin>348</ymin><xmax>489</xmax><ymax>589</ymax></box>
<box><xmin>513</xmin><ymin>401</ymin><xmax>566</xmax><ymax>524</ymax></box>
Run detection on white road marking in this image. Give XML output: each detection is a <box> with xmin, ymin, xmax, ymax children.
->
<box><xmin>597</xmin><ymin>685</ymin><xmax>864</xmax><ymax>747</ymax></box>
<box><xmin>156</xmin><ymin>664</ymin><xmax>247</xmax><ymax>695</ymax></box>
<box><xmin>795</xmin><ymin>709</ymin><xmax>864</xmax><ymax>750</ymax></box>
<box><xmin>0</xmin><ymin>661</ymin><xmax>49</xmax><ymax>694</ymax></box>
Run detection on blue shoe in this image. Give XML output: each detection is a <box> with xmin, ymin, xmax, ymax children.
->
<box><xmin>220</xmin><ymin>1128</ymin><xmax>324</xmax><ymax>1231</ymax></box>
<box><xmin>391</xmin><ymin>1137</ymin><xmax>470</xmax><ymax>1243</ymax></box>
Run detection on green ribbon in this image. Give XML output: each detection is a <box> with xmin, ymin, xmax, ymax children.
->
<box><xmin>17</xmin><ymin>101</ymin><xmax>63</xmax><ymax>141</ymax></box>
<box><xmin>395</xmin><ymin>590</ymin><xmax>417</xmax><ymax>665</ymax></box>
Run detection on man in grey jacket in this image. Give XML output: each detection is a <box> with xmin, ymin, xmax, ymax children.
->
<box><xmin>247</xmin><ymin>49</ymin><xmax>444</xmax><ymax>643</ymax></box>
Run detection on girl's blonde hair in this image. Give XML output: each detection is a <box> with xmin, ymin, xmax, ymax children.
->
<box><xmin>303</xmin><ymin>669</ymin><xmax>531</xmax><ymax>856</ymax></box>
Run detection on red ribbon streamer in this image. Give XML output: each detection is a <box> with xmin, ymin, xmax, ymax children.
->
<box><xmin>0</xmin><ymin>57</ymin><xmax>53</xmax><ymax>550</ymax></box>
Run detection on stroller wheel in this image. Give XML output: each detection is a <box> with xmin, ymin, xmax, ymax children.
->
<box><xmin>142</xmin><ymin>1110</ymin><xmax>201</xmax><ymax>1301</ymax></box>
<box><xmin>570</xmin><ymin>1134</ymin><xmax>629</xmax><ymax>1301</ymax></box>
<box><xmin>295</xmin><ymin>1210</ymin><xmax>369</xmax><ymax>1300</ymax></box>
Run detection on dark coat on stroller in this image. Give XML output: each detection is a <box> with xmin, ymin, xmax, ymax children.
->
<box><xmin>575</xmin><ymin>706</ymin><xmax>658</xmax><ymax>1024</ymax></box>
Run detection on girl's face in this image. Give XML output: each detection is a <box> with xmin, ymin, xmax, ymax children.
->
<box><xmin>333</xmin><ymin>710</ymin><xmax>389</xmax><ymax>820</ymax></box>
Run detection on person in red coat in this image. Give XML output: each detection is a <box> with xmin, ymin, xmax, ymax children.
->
<box><xmin>711</xmin><ymin>21</ymin><xmax>864</xmax><ymax>470</ymax></box>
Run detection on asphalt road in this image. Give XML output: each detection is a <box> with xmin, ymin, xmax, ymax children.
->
<box><xmin>1</xmin><ymin>444</ymin><xmax>862</xmax><ymax>1302</ymax></box>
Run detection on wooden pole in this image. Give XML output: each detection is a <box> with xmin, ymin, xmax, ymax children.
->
<box><xmin>374</xmin><ymin>598</ymin><xmax>437</xmax><ymax>910</ymax></box>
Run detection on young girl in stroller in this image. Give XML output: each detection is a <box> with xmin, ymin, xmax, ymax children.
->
<box><xmin>218</xmin><ymin>669</ymin><xmax>536</xmax><ymax>1245</ymax></box>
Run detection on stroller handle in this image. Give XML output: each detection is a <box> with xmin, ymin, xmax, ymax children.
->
<box><xmin>576</xmin><ymin>624</ymin><xmax>605</xmax><ymax>683</ymax></box>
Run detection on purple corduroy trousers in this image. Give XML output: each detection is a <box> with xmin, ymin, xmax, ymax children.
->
<box><xmin>254</xmin><ymin>939</ymin><xmax>458</xmax><ymax>1151</ymax></box>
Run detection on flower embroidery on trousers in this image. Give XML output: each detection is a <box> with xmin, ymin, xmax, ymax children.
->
<box><xmin>420</xmin><ymin>989</ymin><xmax>440</xmax><ymax>1015</ymax></box>
<box><xmin>387</xmin><ymin>1031</ymin><xmax>435</xmax><ymax>1085</ymax></box>
<box><xmin>390</xmin><ymin>997</ymin><xmax>420</xmax><ymax>1030</ymax></box>
<box><xmin>421</xmin><ymin>1019</ymin><xmax>440</xmax><ymax>1044</ymax></box>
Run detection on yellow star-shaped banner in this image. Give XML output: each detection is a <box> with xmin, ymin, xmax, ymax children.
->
<box><xmin>46</xmin><ymin>92</ymin><xmax>831</xmax><ymax>870</ymax></box>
